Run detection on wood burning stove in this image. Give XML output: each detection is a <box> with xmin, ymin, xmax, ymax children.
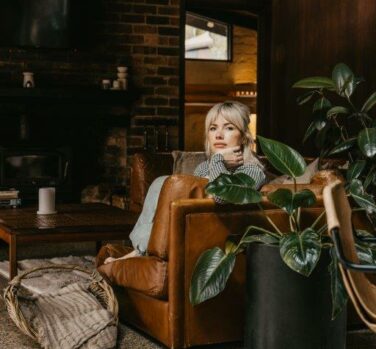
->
<box><xmin>0</xmin><ymin>147</ymin><xmax>72</xmax><ymax>203</ymax></box>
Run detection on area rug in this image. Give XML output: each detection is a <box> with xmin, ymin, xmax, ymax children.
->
<box><xmin>0</xmin><ymin>255</ymin><xmax>95</xmax><ymax>294</ymax></box>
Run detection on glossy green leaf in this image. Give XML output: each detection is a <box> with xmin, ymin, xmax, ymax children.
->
<box><xmin>314</xmin><ymin>123</ymin><xmax>331</xmax><ymax>149</ymax></box>
<box><xmin>364</xmin><ymin>169</ymin><xmax>376</xmax><ymax>190</ymax></box>
<box><xmin>356</xmin><ymin>229</ymin><xmax>376</xmax><ymax>243</ymax></box>
<box><xmin>293</xmin><ymin>189</ymin><xmax>317</xmax><ymax>209</ymax></box>
<box><xmin>358</xmin><ymin>128</ymin><xmax>376</xmax><ymax>158</ymax></box>
<box><xmin>292</xmin><ymin>77</ymin><xmax>335</xmax><ymax>90</ymax></box>
<box><xmin>190</xmin><ymin>247</ymin><xmax>236</xmax><ymax>305</ymax></box>
<box><xmin>313</xmin><ymin>97</ymin><xmax>332</xmax><ymax>112</ymax></box>
<box><xmin>258</xmin><ymin>136</ymin><xmax>306</xmax><ymax>178</ymax></box>
<box><xmin>313</xmin><ymin>113</ymin><xmax>328</xmax><ymax>131</ymax></box>
<box><xmin>329</xmin><ymin>248</ymin><xmax>348</xmax><ymax>319</ymax></box>
<box><xmin>205</xmin><ymin>173</ymin><xmax>262</xmax><ymax>204</ymax></box>
<box><xmin>346</xmin><ymin>160</ymin><xmax>366</xmax><ymax>181</ymax></box>
<box><xmin>303</xmin><ymin>122</ymin><xmax>316</xmax><ymax>143</ymax></box>
<box><xmin>355</xmin><ymin>243</ymin><xmax>376</xmax><ymax>264</ymax></box>
<box><xmin>225</xmin><ymin>240</ymin><xmax>237</xmax><ymax>254</ymax></box>
<box><xmin>332</xmin><ymin>63</ymin><xmax>355</xmax><ymax>97</ymax></box>
<box><xmin>280</xmin><ymin>228</ymin><xmax>321</xmax><ymax>276</ymax></box>
<box><xmin>267</xmin><ymin>188</ymin><xmax>316</xmax><ymax>215</ymax></box>
<box><xmin>361</xmin><ymin>91</ymin><xmax>376</xmax><ymax>112</ymax></box>
<box><xmin>296</xmin><ymin>91</ymin><xmax>316</xmax><ymax>105</ymax></box>
<box><xmin>349</xmin><ymin>179</ymin><xmax>376</xmax><ymax>214</ymax></box>
<box><xmin>327</xmin><ymin>106</ymin><xmax>349</xmax><ymax>118</ymax></box>
<box><xmin>241</xmin><ymin>233</ymin><xmax>280</xmax><ymax>245</ymax></box>
<box><xmin>303</xmin><ymin>121</ymin><xmax>316</xmax><ymax>143</ymax></box>
<box><xmin>328</xmin><ymin>138</ymin><xmax>356</xmax><ymax>156</ymax></box>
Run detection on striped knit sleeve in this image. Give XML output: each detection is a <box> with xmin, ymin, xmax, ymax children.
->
<box><xmin>234</xmin><ymin>163</ymin><xmax>266</xmax><ymax>189</ymax></box>
<box><xmin>193</xmin><ymin>161</ymin><xmax>209</xmax><ymax>177</ymax></box>
<box><xmin>208</xmin><ymin>153</ymin><xmax>230</xmax><ymax>181</ymax></box>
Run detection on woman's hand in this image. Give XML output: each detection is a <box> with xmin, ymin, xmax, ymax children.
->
<box><xmin>216</xmin><ymin>146</ymin><xmax>244</xmax><ymax>169</ymax></box>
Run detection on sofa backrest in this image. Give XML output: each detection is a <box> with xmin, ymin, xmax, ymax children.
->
<box><xmin>147</xmin><ymin>175</ymin><xmax>208</xmax><ymax>259</ymax></box>
<box><xmin>129</xmin><ymin>152</ymin><xmax>173</xmax><ymax>213</ymax></box>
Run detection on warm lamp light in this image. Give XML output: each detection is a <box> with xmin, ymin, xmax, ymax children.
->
<box><xmin>232</xmin><ymin>82</ymin><xmax>257</xmax><ymax>98</ymax></box>
<box><xmin>249</xmin><ymin>113</ymin><xmax>257</xmax><ymax>152</ymax></box>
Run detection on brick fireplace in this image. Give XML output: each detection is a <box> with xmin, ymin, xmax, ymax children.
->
<box><xmin>0</xmin><ymin>0</ymin><xmax>182</xmax><ymax>203</ymax></box>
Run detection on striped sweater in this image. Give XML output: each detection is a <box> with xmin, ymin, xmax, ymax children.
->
<box><xmin>194</xmin><ymin>153</ymin><xmax>266</xmax><ymax>202</ymax></box>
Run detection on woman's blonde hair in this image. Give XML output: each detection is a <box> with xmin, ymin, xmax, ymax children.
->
<box><xmin>204</xmin><ymin>100</ymin><xmax>260</xmax><ymax>165</ymax></box>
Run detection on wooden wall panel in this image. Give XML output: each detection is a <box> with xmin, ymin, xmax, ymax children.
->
<box><xmin>260</xmin><ymin>0</ymin><xmax>376</xmax><ymax>155</ymax></box>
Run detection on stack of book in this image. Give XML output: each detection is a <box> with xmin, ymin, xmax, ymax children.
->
<box><xmin>0</xmin><ymin>189</ymin><xmax>21</xmax><ymax>208</ymax></box>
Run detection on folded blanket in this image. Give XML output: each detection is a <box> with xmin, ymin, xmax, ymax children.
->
<box><xmin>34</xmin><ymin>282</ymin><xmax>117</xmax><ymax>349</ymax></box>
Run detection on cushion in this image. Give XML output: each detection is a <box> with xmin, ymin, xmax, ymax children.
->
<box><xmin>147</xmin><ymin>175</ymin><xmax>208</xmax><ymax>259</ymax></box>
<box><xmin>97</xmin><ymin>250</ymin><xmax>168</xmax><ymax>299</ymax></box>
<box><xmin>172</xmin><ymin>151</ymin><xmax>207</xmax><ymax>175</ymax></box>
<box><xmin>268</xmin><ymin>158</ymin><xmax>319</xmax><ymax>185</ymax></box>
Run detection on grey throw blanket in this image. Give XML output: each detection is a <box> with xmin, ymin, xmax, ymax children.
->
<box><xmin>34</xmin><ymin>282</ymin><xmax>117</xmax><ymax>349</ymax></box>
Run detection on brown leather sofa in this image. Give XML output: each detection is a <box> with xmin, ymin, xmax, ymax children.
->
<box><xmin>96</xmin><ymin>152</ymin><xmax>342</xmax><ymax>348</ymax></box>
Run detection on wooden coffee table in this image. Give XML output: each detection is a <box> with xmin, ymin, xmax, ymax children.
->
<box><xmin>0</xmin><ymin>203</ymin><xmax>138</xmax><ymax>279</ymax></box>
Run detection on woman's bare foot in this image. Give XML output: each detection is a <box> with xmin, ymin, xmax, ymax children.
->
<box><xmin>104</xmin><ymin>250</ymin><xmax>139</xmax><ymax>264</ymax></box>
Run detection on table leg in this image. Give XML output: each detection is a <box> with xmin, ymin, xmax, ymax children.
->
<box><xmin>9</xmin><ymin>235</ymin><xmax>17</xmax><ymax>280</ymax></box>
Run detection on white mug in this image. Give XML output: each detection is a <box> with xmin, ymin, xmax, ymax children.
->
<box><xmin>37</xmin><ymin>187</ymin><xmax>57</xmax><ymax>215</ymax></box>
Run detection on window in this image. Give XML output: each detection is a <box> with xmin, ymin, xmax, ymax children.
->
<box><xmin>185</xmin><ymin>12</ymin><xmax>231</xmax><ymax>61</ymax></box>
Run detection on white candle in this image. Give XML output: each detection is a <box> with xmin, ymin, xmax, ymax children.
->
<box><xmin>37</xmin><ymin>187</ymin><xmax>57</xmax><ymax>215</ymax></box>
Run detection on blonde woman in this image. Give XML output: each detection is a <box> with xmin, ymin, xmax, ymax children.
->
<box><xmin>100</xmin><ymin>101</ymin><xmax>265</xmax><ymax>265</ymax></box>
<box><xmin>194</xmin><ymin>101</ymin><xmax>266</xmax><ymax>191</ymax></box>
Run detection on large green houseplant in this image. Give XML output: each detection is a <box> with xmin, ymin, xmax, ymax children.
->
<box><xmin>189</xmin><ymin>136</ymin><xmax>353</xmax><ymax>348</ymax></box>
<box><xmin>190</xmin><ymin>136</ymin><xmax>348</xmax><ymax>318</ymax></box>
<box><xmin>189</xmin><ymin>136</ymin><xmax>376</xmax><ymax>348</ymax></box>
<box><xmin>293</xmin><ymin>63</ymin><xmax>376</xmax><ymax>225</ymax></box>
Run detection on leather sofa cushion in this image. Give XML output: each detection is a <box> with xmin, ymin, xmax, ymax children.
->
<box><xmin>97</xmin><ymin>244</ymin><xmax>168</xmax><ymax>299</ymax></box>
<box><xmin>130</xmin><ymin>152</ymin><xmax>173</xmax><ymax>213</ymax></box>
<box><xmin>147</xmin><ymin>174</ymin><xmax>208</xmax><ymax>259</ymax></box>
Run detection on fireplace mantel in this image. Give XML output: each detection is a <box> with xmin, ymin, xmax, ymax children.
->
<box><xmin>0</xmin><ymin>87</ymin><xmax>139</xmax><ymax>105</ymax></box>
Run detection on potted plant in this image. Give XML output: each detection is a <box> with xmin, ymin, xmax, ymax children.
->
<box><xmin>189</xmin><ymin>136</ymin><xmax>351</xmax><ymax>349</ymax></box>
<box><xmin>293</xmin><ymin>63</ymin><xmax>376</xmax><ymax>226</ymax></box>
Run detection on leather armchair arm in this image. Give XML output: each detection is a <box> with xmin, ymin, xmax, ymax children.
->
<box><xmin>167</xmin><ymin>198</ymin><xmax>281</xmax><ymax>347</ymax></box>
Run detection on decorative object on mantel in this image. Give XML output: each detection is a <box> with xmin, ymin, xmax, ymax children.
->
<box><xmin>112</xmin><ymin>80</ymin><xmax>120</xmax><ymax>90</ymax></box>
<box><xmin>22</xmin><ymin>72</ymin><xmax>35</xmax><ymax>88</ymax></box>
<box><xmin>102</xmin><ymin>79</ymin><xmax>111</xmax><ymax>90</ymax></box>
<box><xmin>117</xmin><ymin>66</ymin><xmax>128</xmax><ymax>90</ymax></box>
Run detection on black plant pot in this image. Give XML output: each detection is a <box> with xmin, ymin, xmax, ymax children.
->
<box><xmin>245</xmin><ymin>243</ymin><xmax>347</xmax><ymax>349</ymax></box>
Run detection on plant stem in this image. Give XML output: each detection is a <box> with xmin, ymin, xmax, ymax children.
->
<box><xmin>317</xmin><ymin>223</ymin><xmax>328</xmax><ymax>235</ymax></box>
<box><xmin>352</xmin><ymin>207</ymin><xmax>366</xmax><ymax>212</ymax></box>
<box><xmin>296</xmin><ymin>207</ymin><xmax>301</xmax><ymax>231</ymax></box>
<box><xmin>311</xmin><ymin>210</ymin><xmax>326</xmax><ymax>230</ymax></box>
<box><xmin>244</xmin><ymin>226</ymin><xmax>281</xmax><ymax>238</ymax></box>
<box><xmin>257</xmin><ymin>203</ymin><xmax>283</xmax><ymax>236</ymax></box>
<box><xmin>289</xmin><ymin>215</ymin><xmax>295</xmax><ymax>231</ymax></box>
<box><xmin>293</xmin><ymin>177</ymin><xmax>297</xmax><ymax>193</ymax></box>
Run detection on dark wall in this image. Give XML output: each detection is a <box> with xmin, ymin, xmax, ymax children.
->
<box><xmin>0</xmin><ymin>0</ymin><xmax>181</xmax><ymax>199</ymax></box>
<box><xmin>0</xmin><ymin>0</ymin><xmax>181</xmax><ymax>153</ymax></box>
<box><xmin>259</xmin><ymin>0</ymin><xmax>376</xmax><ymax>155</ymax></box>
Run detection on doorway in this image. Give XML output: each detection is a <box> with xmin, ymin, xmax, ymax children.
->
<box><xmin>182</xmin><ymin>5</ymin><xmax>259</xmax><ymax>152</ymax></box>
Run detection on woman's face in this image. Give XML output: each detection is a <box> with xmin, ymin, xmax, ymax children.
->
<box><xmin>208</xmin><ymin>114</ymin><xmax>242</xmax><ymax>154</ymax></box>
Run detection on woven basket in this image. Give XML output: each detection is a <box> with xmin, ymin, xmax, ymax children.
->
<box><xmin>3</xmin><ymin>264</ymin><xmax>118</xmax><ymax>341</ymax></box>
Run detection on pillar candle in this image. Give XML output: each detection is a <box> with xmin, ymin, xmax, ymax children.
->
<box><xmin>37</xmin><ymin>187</ymin><xmax>57</xmax><ymax>214</ymax></box>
